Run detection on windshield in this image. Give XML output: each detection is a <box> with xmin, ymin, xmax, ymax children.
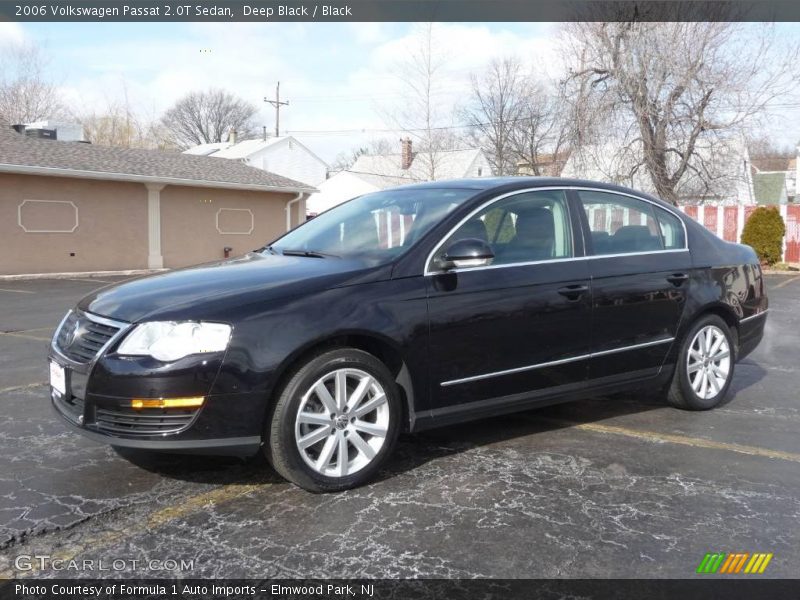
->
<box><xmin>267</xmin><ymin>188</ymin><xmax>476</xmax><ymax>264</ymax></box>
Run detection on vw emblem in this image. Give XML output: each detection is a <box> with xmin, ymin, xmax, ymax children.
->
<box><xmin>62</xmin><ymin>324</ymin><xmax>77</xmax><ymax>347</ymax></box>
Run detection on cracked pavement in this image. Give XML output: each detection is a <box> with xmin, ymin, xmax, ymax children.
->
<box><xmin>0</xmin><ymin>275</ymin><xmax>798</xmax><ymax>578</ymax></box>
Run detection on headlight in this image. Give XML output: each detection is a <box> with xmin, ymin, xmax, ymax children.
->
<box><xmin>117</xmin><ymin>322</ymin><xmax>232</xmax><ymax>362</ymax></box>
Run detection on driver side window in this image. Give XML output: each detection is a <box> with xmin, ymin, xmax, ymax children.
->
<box><xmin>433</xmin><ymin>189</ymin><xmax>573</xmax><ymax>269</ymax></box>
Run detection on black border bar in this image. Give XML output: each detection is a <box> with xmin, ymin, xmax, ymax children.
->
<box><xmin>3</xmin><ymin>1</ymin><xmax>800</xmax><ymax>22</ymax></box>
<box><xmin>3</xmin><ymin>579</ymin><xmax>800</xmax><ymax>600</ymax></box>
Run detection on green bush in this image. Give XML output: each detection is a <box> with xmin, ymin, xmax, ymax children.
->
<box><xmin>741</xmin><ymin>206</ymin><xmax>786</xmax><ymax>266</ymax></box>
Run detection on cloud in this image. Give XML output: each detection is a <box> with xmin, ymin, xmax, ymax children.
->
<box><xmin>0</xmin><ymin>23</ymin><xmax>26</xmax><ymax>46</ymax></box>
<box><xmin>38</xmin><ymin>22</ymin><xmax>560</xmax><ymax>161</ymax></box>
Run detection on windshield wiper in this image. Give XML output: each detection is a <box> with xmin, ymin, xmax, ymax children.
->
<box><xmin>281</xmin><ymin>249</ymin><xmax>337</xmax><ymax>258</ymax></box>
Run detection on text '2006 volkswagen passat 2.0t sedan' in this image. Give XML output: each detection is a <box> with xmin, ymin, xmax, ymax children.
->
<box><xmin>50</xmin><ymin>178</ymin><xmax>768</xmax><ymax>492</ymax></box>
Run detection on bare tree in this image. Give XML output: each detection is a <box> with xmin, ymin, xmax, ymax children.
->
<box><xmin>0</xmin><ymin>42</ymin><xmax>66</xmax><ymax>124</ymax></box>
<box><xmin>76</xmin><ymin>82</ymin><xmax>170</xmax><ymax>149</ymax></box>
<box><xmin>748</xmin><ymin>134</ymin><xmax>795</xmax><ymax>166</ymax></box>
<box><xmin>381</xmin><ymin>23</ymin><xmax>459</xmax><ymax>180</ymax></box>
<box><xmin>509</xmin><ymin>81</ymin><xmax>571</xmax><ymax>176</ymax></box>
<box><xmin>160</xmin><ymin>88</ymin><xmax>258</xmax><ymax>149</ymax></box>
<box><xmin>461</xmin><ymin>56</ymin><xmax>571</xmax><ymax>177</ymax></box>
<box><xmin>562</xmin><ymin>22</ymin><xmax>799</xmax><ymax>204</ymax></box>
<box><xmin>460</xmin><ymin>57</ymin><xmax>528</xmax><ymax>176</ymax></box>
<box><xmin>331</xmin><ymin>138</ymin><xmax>396</xmax><ymax>171</ymax></box>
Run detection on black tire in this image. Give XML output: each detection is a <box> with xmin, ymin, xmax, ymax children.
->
<box><xmin>667</xmin><ymin>314</ymin><xmax>736</xmax><ymax>410</ymax></box>
<box><xmin>265</xmin><ymin>348</ymin><xmax>402</xmax><ymax>492</ymax></box>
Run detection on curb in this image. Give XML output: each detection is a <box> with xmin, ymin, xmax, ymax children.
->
<box><xmin>0</xmin><ymin>269</ymin><xmax>168</xmax><ymax>282</ymax></box>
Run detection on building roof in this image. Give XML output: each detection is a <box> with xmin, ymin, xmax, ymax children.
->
<box><xmin>0</xmin><ymin>123</ymin><xmax>315</xmax><ymax>193</ymax></box>
<box><xmin>750</xmin><ymin>156</ymin><xmax>794</xmax><ymax>172</ymax></box>
<box><xmin>183</xmin><ymin>136</ymin><xmax>328</xmax><ymax>167</ymax></box>
<box><xmin>752</xmin><ymin>171</ymin><xmax>788</xmax><ymax>204</ymax></box>
<box><xmin>182</xmin><ymin>142</ymin><xmax>229</xmax><ymax>156</ymax></box>
<box><xmin>211</xmin><ymin>137</ymin><xmax>285</xmax><ymax>159</ymax></box>
<box><xmin>348</xmin><ymin>148</ymin><xmax>485</xmax><ymax>187</ymax></box>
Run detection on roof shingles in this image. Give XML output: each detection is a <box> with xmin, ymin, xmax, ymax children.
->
<box><xmin>0</xmin><ymin>124</ymin><xmax>314</xmax><ymax>192</ymax></box>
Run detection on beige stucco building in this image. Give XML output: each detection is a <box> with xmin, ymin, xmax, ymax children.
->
<box><xmin>0</xmin><ymin>124</ymin><xmax>314</xmax><ymax>276</ymax></box>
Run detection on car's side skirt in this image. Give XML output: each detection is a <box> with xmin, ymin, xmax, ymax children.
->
<box><xmin>412</xmin><ymin>366</ymin><xmax>670</xmax><ymax>432</ymax></box>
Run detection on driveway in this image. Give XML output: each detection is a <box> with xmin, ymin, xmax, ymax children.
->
<box><xmin>0</xmin><ymin>274</ymin><xmax>798</xmax><ymax>578</ymax></box>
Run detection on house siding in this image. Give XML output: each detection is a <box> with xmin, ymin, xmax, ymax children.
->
<box><xmin>0</xmin><ymin>173</ymin><xmax>148</xmax><ymax>275</ymax></box>
<box><xmin>255</xmin><ymin>139</ymin><xmax>328</xmax><ymax>187</ymax></box>
<box><xmin>0</xmin><ymin>173</ymin><xmax>303</xmax><ymax>275</ymax></box>
<box><xmin>159</xmin><ymin>186</ymin><xmax>294</xmax><ymax>268</ymax></box>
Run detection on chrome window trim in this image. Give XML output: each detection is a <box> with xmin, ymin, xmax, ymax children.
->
<box><xmin>424</xmin><ymin>185</ymin><xmax>690</xmax><ymax>276</ymax></box>
<box><xmin>440</xmin><ymin>336</ymin><xmax>675</xmax><ymax>387</ymax></box>
<box><xmin>740</xmin><ymin>309</ymin><xmax>769</xmax><ymax>323</ymax></box>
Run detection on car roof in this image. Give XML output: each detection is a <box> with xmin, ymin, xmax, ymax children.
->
<box><xmin>394</xmin><ymin>177</ymin><xmax>667</xmax><ymax>204</ymax></box>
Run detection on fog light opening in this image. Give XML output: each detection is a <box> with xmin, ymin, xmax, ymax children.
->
<box><xmin>130</xmin><ymin>397</ymin><xmax>205</xmax><ymax>409</ymax></box>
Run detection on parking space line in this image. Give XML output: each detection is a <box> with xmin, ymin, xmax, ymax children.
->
<box><xmin>539</xmin><ymin>418</ymin><xmax>800</xmax><ymax>464</ymax></box>
<box><xmin>15</xmin><ymin>327</ymin><xmax>54</xmax><ymax>334</ymax></box>
<box><xmin>0</xmin><ymin>331</ymin><xmax>51</xmax><ymax>342</ymax></box>
<box><xmin>774</xmin><ymin>275</ymin><xmax>800</xmax><ymax>289</ymax></box>
<box><xmin>3</xmin><ymin>482</ymin><xmax>267</xmax><ymax>579</ymax></box>
<box><xmin>0</xmin><ymin>382</ymin><xmax>46</xmax><ymax>394</ymax></box>
<box><xmin>0</xmin><ymin>288</ymin><xmax>35</xmax><ymax>294</ymax></box>
<box><xmin>64</xmin><ymin>278</ymin><xmax>116</xmax><ymax>284</ymax></box>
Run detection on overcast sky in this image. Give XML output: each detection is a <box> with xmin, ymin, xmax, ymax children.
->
<box><xmin>2</xmin><ymin>21</ymin><xmax>799</xmax><ymax>162</ymax></box>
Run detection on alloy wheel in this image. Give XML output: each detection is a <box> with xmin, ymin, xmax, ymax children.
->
<box><xmin>294</xmin><ymin>368</ymin><xmax>390</xmax><ymax>477</ymax></box>
<box><xmin>686</xmin><ymin>325</ymin><xmax>731</xmax><ymax>400</ymax></box>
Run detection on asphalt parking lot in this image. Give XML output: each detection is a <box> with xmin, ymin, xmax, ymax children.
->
<box><xmin>0</xmin><ymin>274</ymin><xmax>798</xmax><ymax>579</ymax></box>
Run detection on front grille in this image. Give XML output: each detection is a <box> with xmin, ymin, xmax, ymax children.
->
<box><xmin>56</xmin><ymin>311</ymin><xmax>123</xmax><ymax>363</ymax></box>
<box><xmin>94</xmin><ymin>406</ymin><xmax>198</xmax><ymax>435</ymax></box>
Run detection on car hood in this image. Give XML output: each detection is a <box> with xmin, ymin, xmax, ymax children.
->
<box><xmin>79</xmin><ymin>252</ymin><xmax>391</xmax><ymax>323</ymax></box>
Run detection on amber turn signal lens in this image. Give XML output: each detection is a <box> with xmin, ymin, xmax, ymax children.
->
<box><xmin>130</xmin><ymin>397</ymin><xmax>205</xmax><ymax>409</ymax></box>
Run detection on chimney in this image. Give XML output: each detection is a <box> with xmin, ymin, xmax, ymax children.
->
<box><xmin>401</xmin><ymin>138</ymin><xmax>413</xmax><ymax>170</ymax></box>
<box><xmin>229</xmin><ymin>129</ymin><xmax>237</xmax><ymax>145</ymax></box>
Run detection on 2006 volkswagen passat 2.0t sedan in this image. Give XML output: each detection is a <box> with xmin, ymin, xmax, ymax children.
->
<box><xmin>50</xmin><ymin>178</ymin><xmax>768</xmax><ymax>492</ymax></box>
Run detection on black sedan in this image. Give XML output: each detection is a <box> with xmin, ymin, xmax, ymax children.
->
<box><xmin>49</xmin><ymin>178</ymin><xmax>768</xmax><ymax>492</ymax></box>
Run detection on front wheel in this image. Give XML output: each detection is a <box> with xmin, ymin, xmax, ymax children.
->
<box><xmin>667</xmin><ymin>314</ymin><xmax>736</xmax><ymax>410</ymax></box>
<box><xmin>265</xmin><ymin>348</ymin><xmax>401</xmax><ymax>492</ymax></box>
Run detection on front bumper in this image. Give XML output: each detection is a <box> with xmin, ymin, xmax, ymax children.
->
<box><xmin>48</xmin><ymin>313</ymin><xmax>266</xmax><ymax>457</ymax></box>
<box><xmin>50</xmin><ymin>387</ymin><xmax>262</xmax><ymax>455</ymax></box>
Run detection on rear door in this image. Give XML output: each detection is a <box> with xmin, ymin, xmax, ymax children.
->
<box><xmin>574</xmin><ymin>189</ymin><xmax>691</xmax><ymax>383</ymax></box>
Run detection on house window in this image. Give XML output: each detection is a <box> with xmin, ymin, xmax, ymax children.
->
<box><xmin>477</xmin><ymin>167</ymin><xmax>483</xmax><ymax>176</ymax></box>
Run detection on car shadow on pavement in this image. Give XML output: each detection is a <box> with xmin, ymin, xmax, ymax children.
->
<box><xmin>111</xmin><ymin>392</ymin><xmax>664</xmax><ymax>489</ymax></box>
<box><xmin>112</xmin><ymin>361</ymin><xmax>768</xmax><ymax>490</ymax></box>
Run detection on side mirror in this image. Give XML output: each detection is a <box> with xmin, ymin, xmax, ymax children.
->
<box><xmin>439</xmin><ymin>238</ymin><xmax>495</xmax><ymax>270</ymax></box>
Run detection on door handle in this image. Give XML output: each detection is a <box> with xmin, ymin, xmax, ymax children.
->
<box><xmin>667</xmin><ymin>273</ymin><xmax>689</xmax><ymax>286</ymax></box>
<box><xmin>557</xmin><ymin>284</ymin><xmax>589</xmax><ymax>300</ymax></box>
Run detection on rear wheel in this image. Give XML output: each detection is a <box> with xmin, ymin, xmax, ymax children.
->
<box><xmin>265</xmin><ymin>348</ymin><xmax>401</xmax><ymax>492</ymax></box>
<box><xmin>667</xmin><ymin>314</ymin><xmax>735</xmax><ymax>410</ymax></box>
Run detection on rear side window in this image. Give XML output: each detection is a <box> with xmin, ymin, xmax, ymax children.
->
<box><xmin>654</xmin><ymin>207</ymin><xmax>686</xmax><ymax>250</ymax></box>
<box><xmin>578</xmin><ymin>190</ymin><xmax>683</xmax><ymax>255</ymax></box>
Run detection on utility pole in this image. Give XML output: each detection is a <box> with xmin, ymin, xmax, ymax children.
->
<box><xmin>264</xmin><ymin>81</ymin><xmax>289</xmax><ymax>138</ymax></box>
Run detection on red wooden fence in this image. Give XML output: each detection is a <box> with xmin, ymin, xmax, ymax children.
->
<box><xmin>677</xmin><ymin>204</ymin><xmax>800</xmax><ymax>263</ymax></box>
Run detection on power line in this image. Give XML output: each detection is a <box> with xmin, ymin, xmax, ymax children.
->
<box><xmin>264</xmin><ymin>81</ymin><xmax>289</xmax><ymax>138</ymax></box>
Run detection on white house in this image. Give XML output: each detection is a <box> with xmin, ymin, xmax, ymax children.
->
<box><xmin>184</xmin><ymin>135</ymin><xmax>328</xmax><ymax>188</ymax></box>
<box><xmin>561</xmin><ymin>137</ymin><xmax>755</xmax><ymax>205</ymax></box>
<box><xmin>308</xmin><ymin>139</ymin><xmax>493</xmax><ymax>215</ymax></box>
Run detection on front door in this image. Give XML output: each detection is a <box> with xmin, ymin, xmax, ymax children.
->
<box><xmin>425</xmin><ymin>188</ymin><xmax>592</xmax><ymax>418</ymax></box>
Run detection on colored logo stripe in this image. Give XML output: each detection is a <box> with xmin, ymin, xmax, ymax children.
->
<box><xmin>696</xmin><ymin>552</ymin><xmax>773</xmax><ymax>574</ymax></box>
